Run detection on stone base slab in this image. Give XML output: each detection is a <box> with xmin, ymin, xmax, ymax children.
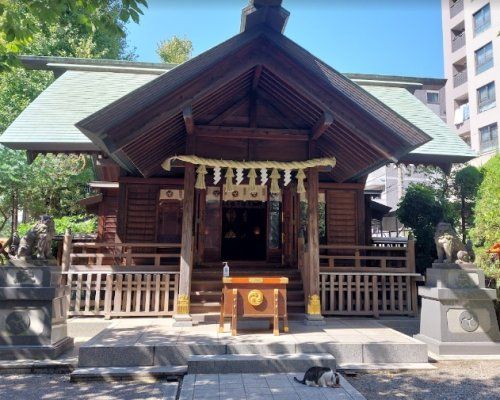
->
<box><xmin>414</xmin><ymin>333</ymin><xmax>500</xmax><ymax>356</ymax></box>
<box><xmin>78</xmin><ymin>318</ymin><xmax>429</xmax><ymax>368</ymax></box>
<box><xmin>304</xmin><ymin>314</ymin><xmax>326</xmax><ymax>326</ymax></box>
<box><xmin>187</xmin><ymin>353</ymin><xmax>336</xmax><ymax>374</ymax></box>
<box><xmin>0</xmin><ymin>336</ymin><xmax>73</xmax><ymax>360</ymax></box>
<box><xmin>173</xmin><ymin>314</ymin><xmax>195</xmax><ymax>327</ymax></box>
<box><xmin>70</xmin><ymin>365</ymin><xmax>187</xmax><ymax>383</ymax></box>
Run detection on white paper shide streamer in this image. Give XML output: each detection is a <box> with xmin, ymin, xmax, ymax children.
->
<box><xmin>213</xmin><ymin>166</ymin><xmax>222</xmax><ymax>184</ymax></box>
<box><xmin>283</xmin><ymin>169</ymin><xmax>292</xmax><ymax>186</ymax></box>
<box><xmin>260</xmin><ymin>168</ymin><xmax>268</xmax><ymax>186</ymax></box>
<box><xmin>235</xmin><ymin>168</ymin><xmax>244</xmax><ymax>185</ymax></box>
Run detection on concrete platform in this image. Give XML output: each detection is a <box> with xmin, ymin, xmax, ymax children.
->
<box><xmin>415</xmin><ymin>333</ymin><xmax>500</xmax><ymax>356</ymax></box>
<box><xmin>188</xmin><ymin>353</ymin><xmax>335</xmax><ymax>373</ymax></box>
<box><xmin>70</xmin><ymin>365</ymin><xmax>187</xmax><ymax>382</ymax></box>
<box><xmin>78</xmin><ymin>318</ymin><xmax>429</xmax><ymax>368</ymax></box>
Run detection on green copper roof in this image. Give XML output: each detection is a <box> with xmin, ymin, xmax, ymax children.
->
<box><xmin>361</xmin><ymin>85</ymin><xmax>476</xmax><ymax>163</ymax></box>
<box><xmin>0</xmin><ymin>69</ymin><xmax>160</xmax><ymax>151</ymax></box>
<box><xmin>0</xmin><ymin>56</ymin><xmax>475</xmax><ymax>166</ymax></box>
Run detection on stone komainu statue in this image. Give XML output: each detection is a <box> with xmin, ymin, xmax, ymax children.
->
<box><xmin>434</xmin><ymin>222</ymin><xmax>472</xmax><ymax>264</ymax></box>
<box><xmin>16</xmin><ymin>215</ymin><xmax>55</xmax><ymax>261</ymax></box>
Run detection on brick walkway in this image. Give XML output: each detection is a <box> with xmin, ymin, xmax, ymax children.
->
<box><xmin>179</xmin><ymin>373</ymin><xmax>366</xmax><ymax>400</ymax></box>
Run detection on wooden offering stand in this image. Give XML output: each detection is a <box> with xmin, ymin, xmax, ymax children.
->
<box><xmin>219</xmin><ymin>276</ymin><xmax>289</xmax><ymax>336</ymax></box>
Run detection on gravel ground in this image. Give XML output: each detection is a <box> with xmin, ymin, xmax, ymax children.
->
<box><xmin>0</xmin><ymin>374</ymin><xmax>179</xmax><ymax>400</ymax></box>
<box><xmin>0</xmin><ymin>361</ymin><xmax>499</xmax><ymax>400</ymax></box>
<box><xmin>345</xmin><ymin>361</ymin><xmax>500</xmax><ymax>400</ymax></box>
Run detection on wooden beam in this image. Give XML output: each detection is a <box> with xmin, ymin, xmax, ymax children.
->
<box><xmin>249</xmin><ymin>65</ymin><xmax>263</xmax><ymax>128</ymax></box>
<box><xmin>194</xmin><ymin>125</ymin><xmax>310</xmax><ymax>141</ymax></box>
<box><xmin>112</xmin><ymin>58</ymin><xmax>258</xmax><ymax>151</ymax></box>
<box><xmin>252</xmin><ymin>65</ymin><xmax>263</xmax><ymax>90</ymax></box>
<box><xmin>183</xmin><ymin>105</ymin><xmax>195</xmax><ymax>135</ymax></box>
<box><xmin>175</xmin><ymin>163</ymin><xmax>195</xmax><ymax>323</ymax></box>
<box><xmin>306</xmin><ymin>166</ymin><xmax>323</xmax><ymax>321</ymax></box>
<box><xmin>311</xmin><ymin>111</ymin><xmax>334</xmax><ymax>141</ymax></box>
<box><xmin>208</xmin><ymin>94</ymin><xmax>248</xmax><ymax>125</ymax></box>
<box><xmin>262</xmin><ymin>58</ymin><xmax>399</xmax><ymax>162</ymax></box>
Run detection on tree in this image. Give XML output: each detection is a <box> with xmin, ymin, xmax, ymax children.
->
<box><xmin>470</xmin><ymin>155</ymin><xmax>500</xmax><ymax>286</ymax></box>
<box><xmin>156</xmin><ymin>36</ymin><xmax>193</xmax><ymax>64</ymax></box>
<box><xmin>0</xmin><ymin>1</ymin><xmax>144</xmax><ymax>235</ymax></box>
<box><xmin>397</xmin><ymin>184</ymin><xmax>444</xmax><ymax>272</ymax></box>
<box><xmin>0</xmin><ymin>0</ymin><xmax>148</xmax><ymax>70</ymax></box>
<box><xmin>453</xmin><ymin>165</ymin><xmax>483</xmax><ymax>243</ymax></box>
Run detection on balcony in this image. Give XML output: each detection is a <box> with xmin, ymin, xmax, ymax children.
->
<box><xmin>453</xmin><ymin>69</ymin><xmax>468</xmax><ymax>87</ymax></box>
<box><xmin>450</xmin><ymin>0</ymin><xmax>464</xmax><ymax>18</ymax></box>
<box><xmin>451</xmin><ymin>31</ymin><xmax>466</xmax><ymax>52</ymax></box>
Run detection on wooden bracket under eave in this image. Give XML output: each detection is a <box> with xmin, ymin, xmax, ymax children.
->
<box><xmin>311</xmin><ymin>111</ymin><xmax>334</xmax><ymax>141</ymax></box>
<box><xmin>182</xmin><ymin>105</ymin><xmax>195</xmax><ymax>135</ymax></box>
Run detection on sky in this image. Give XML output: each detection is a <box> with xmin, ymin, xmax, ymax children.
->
<box><xmin>126</xmin><ymin>0</ymin><xmax>445</xmax><ymax>78</ymax></box>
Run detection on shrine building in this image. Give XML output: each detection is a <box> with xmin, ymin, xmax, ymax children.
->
<box><xmin>0</xmin><ymin>0</ymin><xmax>475</xmax><ymax>325</ymax></box>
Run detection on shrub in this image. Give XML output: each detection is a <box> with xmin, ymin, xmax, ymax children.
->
<box><xmin>17</xmin><ymin>214</ymin><xmax>97</xmax><ymax>237</ymax></box>
<box><xmin>397</xmin><ymin>184</ymin><xmax>444</xmax><ymax>273</ymax></box>
<box><xmin>470</xmin><ymin>155</ymin><xmax>500</xmax><ymax>288</ymax></box>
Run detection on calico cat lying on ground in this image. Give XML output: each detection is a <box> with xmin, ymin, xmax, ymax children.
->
<box><xmin>294</xmin><ymin>366</ymin><xmax>340</xmax><ymax>387</ymax></box>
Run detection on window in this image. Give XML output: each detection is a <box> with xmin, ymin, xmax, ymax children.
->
<box><xmin>473</xmin><ymin>4</ymin><xmax>491</xmax><ymax>35</ymax></box>
<box><xmin>475</xmin><ymin>42</ymin><xmax>494</xmax><ymax>74</ymax></box>
<box><xmin>479</xmin><ymin>123</ymin><xmax>498</xmax><ymax>153</ymax></box>
<box><xmin>477</xmin><ymin>82</ymin><xmax>496</xmax><ymax>113</ymax></box>
<box><xmin>426</xmin><ymin>92</ymin><xmax>439</xmax><ymax>104</ymax></box>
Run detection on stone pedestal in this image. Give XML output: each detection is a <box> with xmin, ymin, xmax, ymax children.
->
<box><xmin>173</xmin><ymin>314</ymin><xmax>194</xmax><ymax>327</ymax></box>
<box><xmin>415</xmin><ymin>262</ymin><xmax>500</xmax><ymax>356</ymax></box>
<box><xmin>0</xmin><ymin>260</ymin><xmax>74</xmax><ymax>360</ymax></box>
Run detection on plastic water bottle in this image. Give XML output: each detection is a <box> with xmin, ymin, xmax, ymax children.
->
<box><xmin>223</xmin><ymin>262</ymin><xmax>230</xmax><ymax>277</ymax></box>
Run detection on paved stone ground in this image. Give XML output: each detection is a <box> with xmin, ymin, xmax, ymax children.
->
<box><xmin>345</xmin><ymin>360</ymin><xmax>500</xmax><ymax>400</ymax></box>
<box><xmin>179</xmin><ymin>373</ymin><xmax>366</xmax><ymax>400</ymax></box>
<box><xmin>0</xmin><ymin>373</ymin><xmax>178</xmax><ymax>400</ymax></box>
<box><xmin>0</xmin><ymin>362</ymin><xmax>499</xmax><ymax>400</ymax></box>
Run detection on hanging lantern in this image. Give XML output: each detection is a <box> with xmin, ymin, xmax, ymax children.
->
<box><xmin>296</xmin><ymin>169</ymin><xmax>306</xmax><ymax>194</ymax></box>
<box><xmin>270</xmin><ymin>168</ymin><xmax>281</xmax><ymax>194</ymax></box>
<box><xmin>225</xmin><ymin>168</ymin><xmax>235</xmax><ymax>193</ymax></box>
<box><xmin>195</xmin><ymin>165</ymin><xmax>207</xmax><ymax>190</ymax></box>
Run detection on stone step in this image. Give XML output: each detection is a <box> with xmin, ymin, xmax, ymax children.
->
<box><xmin>187</xmin><ymin>353</ymin><xmax>336</xmax><ymax>374</ymax></box>
<box><xmin>70</xmin><ymin>365</ymin><xmax>187</xmax><ymax>383</ymax></box>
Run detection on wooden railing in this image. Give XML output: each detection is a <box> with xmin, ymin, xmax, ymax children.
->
<box><xmin>60</xmin><ymin>234</ymin><xmax>182</xmax><ymax>318</ymax></box>
<box><xmin>319</xmin><ymin>239</ymin><xmax>415</xmax><ymax>272</ymax></box>
<box><xmin>319</xmin><ymin>239</ymin><xmax>421</xmax><ymax>316</ymax></box>
<box><xmin>69</xmin><ymin>241</ymin><xmax>181</xmax><ymax>268</ymax></box>
<box><xmin>63</xmin><ymin>268</ymin><xmax>179</xmax><ymax>318</ymax></box>
<box><xmin>319</xmin><ymin>272</ymin><xmax>420</xmax><ymax>316</ymax></box>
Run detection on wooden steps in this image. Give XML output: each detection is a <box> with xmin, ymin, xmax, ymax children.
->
<box><xmin>190</xmin><ymin>264</ymin><xmax>305</xmax><ymax>314</ymax></box>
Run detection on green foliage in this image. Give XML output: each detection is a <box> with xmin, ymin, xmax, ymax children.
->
<box><xmin>17</xmin><ymin>215</ymin><xmax>97</xmax><ymax>236</ymax></box>
<box><xmin>397</xmin><ymin>184</ymin><xmax>444</xmax><ymax>272</ymax></box>
<box><xmin>0</xmin><ymin>0</ymin><xmax>143</xmax><ymax>236</ymax></box>
<box><xmin>470</xmin><ymin>155</ymin><xmax>500</xmax><ymax>286</ymax></box>
<box><xmin>156</xmin><ymin>36</ymin><xmax>193</xmax><ymax>64</ymax></box>
<box><xmin>453</xmin><ymin>165</ymin><xmax>483</xmax><ymax>242</ymax></box>
<box><xmin>0</xmin><ymin>0</ymin><xmax>147</xmax><ymax>70</ymax></box>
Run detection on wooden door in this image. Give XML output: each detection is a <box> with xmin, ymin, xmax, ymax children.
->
<box><xmin>157</xmin><ymin>200</ymin><xmax>182</xmax><ymax>243</ymax></box>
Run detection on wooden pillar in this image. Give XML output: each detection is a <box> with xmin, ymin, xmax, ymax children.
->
<box><xmin>174</xmin><ymin>163</ymin><xmax>196</xmax><ymax>326</ymax></box>
<box><xmin>61</xmin><ymin>229</ymin><xmax>73</xmax><ymax>272</ymax></box>
<box><xmin>305</xmin><ymin>167</ymin><xmax>325</xmax><ymax>324</ymax></box>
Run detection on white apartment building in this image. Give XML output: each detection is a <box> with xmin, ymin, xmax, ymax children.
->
<box><xmin>442</xmin><ymin>0</ymin><xmax>499</xmax><ymax>165</ymax></box>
